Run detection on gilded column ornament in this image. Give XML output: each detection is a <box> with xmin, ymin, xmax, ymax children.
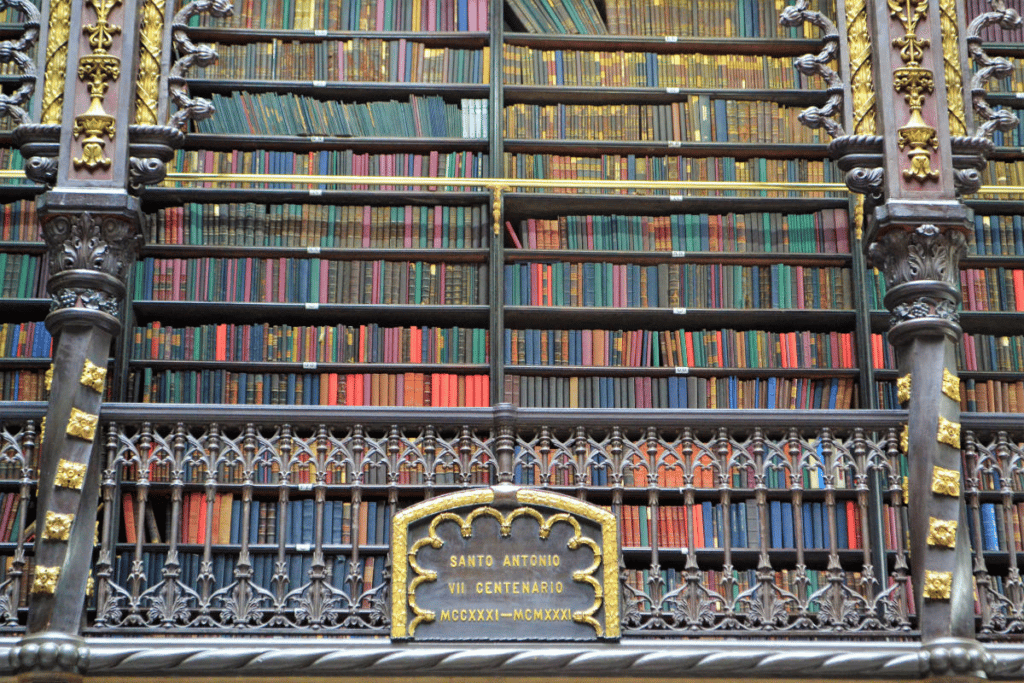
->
<box><xmin>66</xmin><ymin>408</ymin><xmax>98</xmax><ymax>442</ymax></box>
<box><xmin>40</xmin><ymin>0</ymin><xmax>71</xmax><ymax>125</ymax></box>
<box><xmin>899</xmin><ymin>424</ymin><xmax>909</xmax><ymax>452</ymax></box>
<box><xmin>923</xmin><ymin>570</ymin><xmax>953</xmax><ymax>599</ymax></box>
<box><xmin>846</xmin><ymin>0</ymin><xmax>876</xmax><ymax>136</ymax></box>
<box><xmin>931</xmin><ymin>466</ymin><xmax>960</xmax><ymax>496</ymax></box>
<box><xmin>897</xmin><ymin>373</ymin><xmax>912</xmax><ymax>403</ymax></box>
<box><xmin>941</xmin><ymin>368</ymin><xmax>960</xmax><ymax>401</ymax></box>
<box><xmin>42</xmin><ymin>512</ymin><xmax>75</xmax><ymax>542</ymax></box>
<box><xmin>54</xmin><ymin>460</ymin><xmax>87</xmax><ymax>489</ymax></box>
<box><xmin>134</xmin><ymin>0</ymin><xmax>164</xmax><ymax>126</ymax></box>
<box><xmin>927</xmin><ymin>517</ymin><xmax>957</xmax><ymax>548</ymax></box>
<box><xmin>936</xmin><ymin>417</ymin><xmax>960</xmax><ymax>448</ymax></box>
<box><xmin>31</xmin><ymin>566</ymin><xmax>61</xmax><ymax>595</ymax></box>
<box><xmin>44</xmin><ymin>365</ymin><xmax>53</xmax><ymax>391</ymax></box>
<box><xmin>887</xmin><ymin>0</ymin><xmax>940</xmax><ymax>181</ymax></box>
<box><xmin>79</xmin><ymin>359</ymin><xmax>107</xmax><ymax>393</ymax></box>
<box><xmin>938</xmin><ymin>0</ymin><xmax>966</xmax><ymax>135</ymax></box>
<box><xmin>72</xmin><ymin>0</ymin><xmax>123</xmax><ymax>171</ymax></box>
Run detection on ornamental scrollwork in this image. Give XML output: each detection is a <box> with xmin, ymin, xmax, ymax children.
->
<box><xmin>168</xmin><ymin>0</ymin><xmax>232</xmax><ymax>131</ymax></box>
<box><xmin>866</xmin><ymin>224</ymin><xmax>968</xmax><ymax>290</ymax></box>
<box><xmin>966</xmin><ymin>0</ymin><xmax>1023</xmax><ymax>139</ymax></box>
<box><xmin>779</xmin><ymin>0</ymin><xmax>844</xmax><ymax>138</ymax></box>
<box><xmin>43</xmin><ymin>212</ymin><xmax>142</xmax><ymax>282</ymax></box>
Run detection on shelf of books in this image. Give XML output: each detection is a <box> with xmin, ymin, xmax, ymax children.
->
<box><xmin>0</xmin><ymin>0</ymin><xmax>1011</xmax><ymax>638</ymax></box>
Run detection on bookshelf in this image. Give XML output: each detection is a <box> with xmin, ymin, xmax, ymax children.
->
<box><xmin>0</xmin><ymin>0</ymin><xmax>1022</xmax><ymax>666</ymax></box>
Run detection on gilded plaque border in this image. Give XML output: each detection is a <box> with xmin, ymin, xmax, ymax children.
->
<box><xmin>391</xmin><ymin>486</ymin><xmax>619</xmax><ymax>640</ymax></box>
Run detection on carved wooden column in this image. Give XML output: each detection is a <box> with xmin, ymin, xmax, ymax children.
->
<box><xmin>786</xmin><ymin>0</ymin><xmax>1019</xmax><ymax>677</ymax></box>
<box><xmin>6</xmin><ymin>0</ymin><xmax>190</xmax><ymax>681</ymax></box>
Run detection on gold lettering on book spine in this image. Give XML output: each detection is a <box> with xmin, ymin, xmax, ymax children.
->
<box><xmin>938</xmin><ymin>0</ymin><xmax>966</xmax><ymax>135</ymax></box>
<box><xmin>134</xmin><ymin>0</ymin><xmax>164</xmax><ymax>125</ymax></box>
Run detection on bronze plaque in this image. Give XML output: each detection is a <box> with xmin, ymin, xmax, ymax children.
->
<box><xmin>391</xmin><ymin>485</ymin><xmax>619</xmax><ymax>641</ymax></box>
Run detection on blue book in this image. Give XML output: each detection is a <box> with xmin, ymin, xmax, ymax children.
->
<box><xmin>702</xmin><ymin>501</ymin><xmax>714</xmax><ymax>548</ymax></box>
<box><xmin>249</xmin><ymin>500</ymin><xmax>261</xmax><ymax>544</ymax></box>
<box><xmin>802</xmin><ymin>504</ymin><xmax>814</xmax><ymax>548</ymax></box>
<box><xmin>811</xmin><ymin>502</ymin><xmax>825</xmax><ymax>548</ymax></box>
<box><xmin>229</xmin><ymin>499</ymin><xmax>242</xmax><ymax>544</ymax></box>
<box><xmin>836</xmin><ymin>501</ymin><xmax>848</xmax><ymax>549</ymax></box>
<box><xmin>769</xmin><ymin>500</ymin><xmax>782</xmax><ymax>548</ymax></box>
<box><xmin>323</xmin><ymin>501</ymin><xmax>334</xmax><ymax>544</ymax></box>
<box><xmin>333</xmin><ymin>502</ymin><xmax>344</xmax><ymax>544</ymax></box>
<box><xmin>781</xmin><ymin>502</ymin><xmax>795</xmax><ymax>547</ymax></box>
<box><xmin>981</xmin><ymin>503</ymin><xmax>1000</xmax><ymax>550</ymax></box>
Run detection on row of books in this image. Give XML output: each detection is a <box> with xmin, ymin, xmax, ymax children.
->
<box><xmin>111</xmin><ymin>552</ymin><xmax>385</xmax><ymax>605</ymax></box>
<box><xmin>970</xmin><ymin>214</ymin><xmax>1024</xmax><ymax>257</ymax></box>
<box><xmin>603</xmin><ymin>0</ymin><xmax>816</xmax><ymax>38</ymax></box>
<box><xmin>502</xmin><ymin>46</ymin><xmax>810</xmax><ymax>90</ymax></box>
<box><xmin>984</xmin><ymin>160</ymin><xmax>1024</xmax><ymax>193</ymax></box>
<box><xmin>959</xmin><ymin>333</ymin><xmax>1024</xmax><ymax>373</ymax></box>
<box><xmin>195</xmin><ymin>92</ymin><xmax>489</xmax><ymax>139</ymax></box>
<box><xmin>136</xmin><ymin>493</ymin><xmax>392</xmax><ymax>547</ymax></box>
<box><xmin>967</xmin><ymin>501</ymin><xmax>1024</xmax><ymax>553</ymax></box>
<box><xmin>0</xmin><ymin>201</ymin><xmax>37</xmax><ymax>242</ymax></box>
<box><xmin>135</xmin><ymin>323</ymin><xmax>488</xmax><ymax>364</ymax></box>
<box><xmin>192</xmin><ymin>0</ymin><xmax>488</xmax><ymax>31</ymax></box>
<box><xmin>876</xmin><ymin>378</ymin><xmax>1024</xmax><ymax>412</ymax></box>
<box><xmin>506</xmin><ymin>0</ymin><xmax>604</xmax><ymax>34</ymax></box>
<box><xmin>0</xmin><ymin>322</ymin><xmax>52</xmax><ymax>359</ymax></box>
<box><xmin>134</xmin><ymin>368</ymin><xmax>491</xmax><ymax>406</ymax></box>
<box><xmin>201</xmin><ymin>39</ymin><xmax>489</xmax><ymax>84</ymax></box>
<box><xmin>171</xmin><ymin>150</ymin><xmax>489</xmax><ymax>186</ymax></box>
<box><xmin>503</xmin><ymin>262</ymin><xmax>853</xmax><ymax>309</ymax></box>
<box><xmin>503</xmin><ymin>154</ymin><xmax>838</xmax><ymax>188</ymax></box>
<box><xmin>510</xmin><ymin>210</ymin><xmax>850</xmax><ymax>253</ymax></box>
<box><xmin>0</xmin><ymin>370</ymin><xmax>44</xmax><ymax>401</ymax></box>
<box><xmin>0</xmin><ymin>253</ymin><xmax>47</xmax><ymax>298</ymax></box>
<box><xmin>621</xmin><ymin>500</ymin><xmax>861</xmax><ymax>551</ymax></box>
<box><xmin>504</xmin><ymin>328</ymin><xmax>855</xmax><ymax>369</ymax></box>
<box><xmin>134</xmin><ymin>257</ymin><xmax>489</xmax><ymax>305</ymax></box>
<box><xmin>962</xmin><ymin>451</ymin><xmax>1024</xmax><ymax>494</ymax></box>
<box><xmin>504</xmin><ymin>375</ymin><xmax>857</xmax><ymax>409</ymax></box>
<box><xmin>504</xmin><ymin>100</ymin><xmax>822</xmax><ymax>145</ymax></box>
<box><xmin>146</xmin><ymin>203</ymin><xmax>490</xmax><ymax>249</ymax></box>
<box><xmin>867</xmin><ymin>268</ymin><xmax>1024</xmax><ymax>312</ymax></box>
<box><xmin>0</xmin><ymin>493</ymin><xmax>22</xmax><ymax>544</ymax></box>
<box><xmin>960</xmin><ymin>268</ymin><xmax>1024</xmax><ymax>312</ymax></box>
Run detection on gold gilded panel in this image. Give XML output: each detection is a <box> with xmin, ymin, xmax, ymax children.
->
<box><xmin>32</xmin><ymin>565</ymin><xmax>61</xmax><ymax>594</ymax></box>
<box><xmin>941</xmin><ymin>368</ymin><xmax>960</xmax><ymax>402</ymax></box>
<box><xmin>80</xmin><ymin>359</ymin><xmax>107</xmax><ymax>393</ymax></box>
<box><xmin>43</xmin><ymin>511</ymin><xmax>74</xmax><ymax>541</ymax></box>
<box><xmin>937</xmin><ymin>417</ymin><xmax>960</xmax><ymax>448</ymax></box>
<box><xmin>923</xmin><ymin>570</ymin><xmax>953</xmax><ymax>600</ymax></box>
<box><xmin>897</xmin><ymin>374</ymin><xmax>912</xmax><ymax>404</ymax></box>
<box><xmin>55</xmin><ymin>459</ymin><xmax>87</xmax><ymax>489</ymax></box>
<box><xmin>66</xmin><ymin>408</ymin><xmax>98</xmax><ymax>441</ymax></box>
<box><xmin>927</xmin><ymin>517</ymin><xmax>957</xmax><ymax>548</ymax></box>
<box><xmin>931</xmin><ymin>466</ymin><xmax>961</xmax><ymax>496</ymax></box>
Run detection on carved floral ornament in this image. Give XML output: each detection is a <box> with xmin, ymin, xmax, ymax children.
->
<box><xmin>887</xmin><ymin>0</ymin><xmax>940</xmax><ymax>181</ymax></box>
<box><xmin>72</xmin><ymin>0</ymin><xmax>123</xmax><ymax>170</ymax></box>
<box><xmin>867</xmin><ymin>224</ymin><xmax>967</xmax><ymax>290</ymax></box>
<box><xmin>43</xmin><ymin>211</ymin><xmax>141</xmax><ymax>281</ymax></box>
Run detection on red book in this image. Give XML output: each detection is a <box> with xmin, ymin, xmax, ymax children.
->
<box><xmin>1014</xmin><ymin>270</ymin><xmax>1024</xmax><ymax>311</ymax></box>
<box><xmin>846</xmin><ymin>501</ymin><xmax>858</xmax><ymax>549</ymax></box>
<box><xmin>122</xmin><ymin>493</ymin><xmax>137</xmax><ymax>544</ymax></box>
<box><xmin>404</xmin><ymin>206</ymin><xmax>414</xmax><ymax>248</ymax></box>
<box><xmin>506</xmin><ymin>221</ymin><xmax>523</xmax><ymax>249</ymax></box>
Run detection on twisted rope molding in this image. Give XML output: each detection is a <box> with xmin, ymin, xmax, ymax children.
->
<box><xmin>4</xmin><ymin>639</ymin><xmax>1023</xmax><ymax>679</ymax></box>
